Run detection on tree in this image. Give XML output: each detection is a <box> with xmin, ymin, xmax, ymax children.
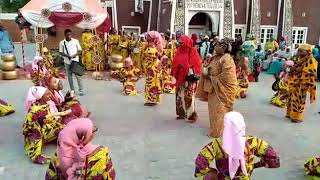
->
<box><xmin>0</xmin><ymin>0</ymin><xmax>30</xmax><ymax>13</ymax></box>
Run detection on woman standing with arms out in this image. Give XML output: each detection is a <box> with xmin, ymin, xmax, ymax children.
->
<box><xmin>143</xmin><ymin>31</ymin><xmax>163</xmax><ymax>106</ymax></box>
<box><xmin>194</xmin><ymin>112</ymin><xmax>280</xmax><ymax>180</ymax></box>
<box><xmin>45</xmin><ymin>118</ymin><xmax>116</xmax><ymax>180</ymax></box>
<box><xmin>172</xmin><ymin>35</ymin><xmax>202</xmax><ymax>122</ymax></box>
<box><xmin>286</xmin><ymin>44</ymin><xmax>317</xmax><ymax>123</ymax></box>
<box><xmin>80</xmin><ymin>29</ymin><xmax>95</xmax><ymax>71</ymax></box>
<box><xmin>196</xmin><ymin>39</ymin><xmax>238</xmax><ymax>137</ymax></box>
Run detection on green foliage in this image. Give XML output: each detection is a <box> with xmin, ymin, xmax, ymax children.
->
<box><xmin>0</xmin><ymin>0</ymin><xmax>30</xmax><ymax>13</ymax></box>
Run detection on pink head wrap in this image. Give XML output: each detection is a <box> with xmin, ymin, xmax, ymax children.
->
<box><xmin>32</xmin><ymin>56</ymin><xmax>48</xmax><ymax>74</ymax></box>
<box><xmin>285</xmin><ymin>60</ymin><xmax>294</xmax><ymax>67</ymax></box>
<box><xmin>222</xmin><ymin>112</ymin><xmax>248</xmax><ymax>179</ymax></box>
<box><xmin>25</xmin><ymin>86</ymin><xmax>47</xmax><ymax>111</ymax></box>
<box><xmin>57</xmin><ymin>118</ymin><xmax>99</xmax><ymax>180</ymax></box>
<box><xmin>147</xmin><ymin>31</ymin><xmax>164</xmax><ymax>55</ymax></box>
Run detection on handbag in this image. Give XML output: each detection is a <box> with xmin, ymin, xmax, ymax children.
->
<box><xmin>64</xmin><ymin>41</ymin><xmax>84</xmax><ymax>76</ymax></box>
<box><xmin>186</xmin><ymin>49</ymin><xmax>200</xmax><ymax>82</ymax></box>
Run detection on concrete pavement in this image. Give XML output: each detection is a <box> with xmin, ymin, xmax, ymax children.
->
<box><xmin>0</xmin><ymin>73</ymin><xmax>319</xmax><ymax>180</ymax></box>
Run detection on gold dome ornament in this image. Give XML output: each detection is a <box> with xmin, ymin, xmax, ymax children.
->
<box><xmin>110</xmin><ymin>62</ymin><xmax>124</xmax><ymax>70</ymax></box>
<box><xmin>1</xmin><ymin>61</ymin><xmax>16</xmax><ymax>71</ymax></box>
<box><xmin>1</xmin><ymin>53</ymin><xmax>16</xmax><ymax>62</ymax></box>
<box><xmin>111</xmin><ymin>54</ymin><xmax>123</xmax><ymax>63</ymax></box>
<box><xmin>2</xmin><ymin>70</ymin><xmax>18</xmax><ymax>80</ymax></box>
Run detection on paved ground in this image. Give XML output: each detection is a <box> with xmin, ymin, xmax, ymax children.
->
<box><xmin>0</xmin><ymin>73</ymin><xmax>319</xmax><ymax>180</ymax></box>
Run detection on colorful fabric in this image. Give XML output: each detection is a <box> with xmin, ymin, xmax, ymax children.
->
<box><xmin>25</xmin><ymin>86</ymin><xmax>48</xmax><ymax>111</ymax></box>
<box><xmin>144</xmin><ymin>47</ymin><xmax>162</xmax><ymax>104</ymax></box>
<box><xmin>196</xmin><ymin>54</ymin><xmax>238</xmax><ymax>137</ymax></box>
<box><xmin>46</xmin><ymin>147</ymin><xmax>115</xmax><ymax>180</ymax></box>
<box><xmin>286</xmin><ymin>53</ymin><xmax>317</xmax><ymax>122</ymax></box>
<box><xmin>111</xmin><ymin>67</ymin><xmax>141</xmax><ymax>96</ymax></box>
<box><xmin>195</xmin><ymin>136</ymin><xmax>280</xmax><ymax>180</ymax></box>
<box><xmin>161</xmin><ymin>50</ymin><xmax>175</xmax><ymax>94</ymax></box>
<box><xmin>0</xmin><ymin>99</ymin><xmax>15</xmax><ymax>116</ymax></box>
<box><xmin>304</xmin><ymin>157</ymin><xmax>320</xmax><ymax>179</ymax></box>
<box><xmin>176</xmin><ymin>81</ymin><xmax>197</xmax><ymax>120</ymax></box>
<box><xmin>236</xmin><ymin>58</ymin><xmax>250</xmax><ymax>99</ymax></box>
<box><xmin>0</xmin><ymin>30</ymin><xmax>14</xmax><ymax>53</ymax></box>
<box><xmin>120</xmin><ymin>37</ymin><xmax>129</xmax><ymax>62</ymax></box>
<box><xmin>267</xmin><ymin>59</ymin><xmax>285</xmax><ymax>76</ymax></box>
<box><xmin>271</xmin><ymin>80</ymin><xmax>289</xmax><ymax>108</ymax></box>
<box><xmin>23</xmin><ymin>104</ymin><xmax>64</xmax><ymax>164</ymax></box>
<box><xmin>172</xmin><ymin>35</ymin><xmax>202</xmax><ymax>87</ymax></box>
<box><xmin>81</xmin><ymin>32</ymin><xmax>95</xmax><ymax>71</ymax></box>
<box><xmin>264</xmin><ymin>40</ymin><xmax>279</xmax><ymax>52</ymax></box>
<box><xmin>107</xmin><ymin>34</ymin><xmax>120</xmax><ymax>56</ymax></box>
<box><xmin>147</xmin><ymin>31</ymin><xmax>164</xmax><ymax>55</ymax></box>
<box><xmin>241</xmin><ymin>41</ymin><xmax>255</xmax><ymax>72</ymax></box>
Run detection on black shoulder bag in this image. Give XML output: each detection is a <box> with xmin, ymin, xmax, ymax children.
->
<box><xmin>186</xmin><ymin>49</ymin><xmax>200</xmax><ymax>82</ymax></box>
<box><xmin>64</xmin><ymin>41</ymin><xmax>85</xmax><ymax>76</ymax></box>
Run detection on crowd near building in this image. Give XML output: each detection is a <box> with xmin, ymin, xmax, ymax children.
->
<box><xmin>1</xmin><ymin>0</ymin><xmax>319</xmax><ymax>47</ymax></box>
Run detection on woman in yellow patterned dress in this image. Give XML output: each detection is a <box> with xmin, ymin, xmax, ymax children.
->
<box><xmin>0</xmin><ymin>98</ymin><xmax>14</xmax><ymax>116</ymax></box>
<box><xmin>304</xmin><ymin>156</ymin><xmax>320</xmax><ymax>179</ymax></box>
<box><xmin>161</xmin><ymin>42</ymin><xmax>175</xmax><ymax>94</ymax></box>
<box><xmin>111</xmin><ymin>57</ymin><xmax>142</xmax><ymax>96</ymax></box>
<box><xmin>129</xmin><ymin>33</ymin><xmax>143</xmax><ymax>70</ymax></box>
<box><xmin>107</xmin><ymin>28</ymin><xmax>120</xmax><ymax>56</ymax></box>
<box><xmin>194</xmin><ymin>112</ymin><xmax>280</xmax><ymax>180</ymax></box>
<box><xmin>270</xmin><ymin>60</ymin><xmax>294</xmax><ymax>108</ymax></box>
<box><xmin>286</xmin><ymin>44</ymin><xmax>318</xmax><ymax>123</ymax></box>
<box><xmin>143</xmin><ymin>31</ymin><xmax>163</xmax><ymax>106</ymax></box>
<box><xmin>23</xmin><ymin>86</ymin><xmax>69</xmax><ymax>164</ymax></box>
<box><xmin>119</xmin><ymin>33</ymin><xmax>129</xmax><ymax>62</ymax></box>
<box><xmin>45</xmin><ymin>118</ymin><xmax>116</xmax><ymax>180</ymax></box>
<box><xmin>235</xmin><ymin>57</ymin><xmax>250</xmax><ymax>99</ymax></box>
<box><xmin>81</xmin><ymin>29</ymin><xmax>95</xmax><ymax>71</ymax></box>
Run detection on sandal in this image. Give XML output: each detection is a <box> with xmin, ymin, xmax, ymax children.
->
<box><xmin>291</xmin><ymin>119</ymin><xmax>302</xmax><ymax>123</ymax></box>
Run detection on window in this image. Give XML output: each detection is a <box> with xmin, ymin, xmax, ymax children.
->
<box><xmin>292</xmin><ymin>27</ymin><xmax>307</xmax><ymax>46</ymax></box>
<box><xmin>234</xmin><ymin>25</ymin><xmax>246</xmax><ymax>40</ymax></box>
<box><xmin>122</xmin><ymin>26</ymin><xmax>141</xmax><ymax>35</ymax></box>
<box><xmin>260</xmin><ymin>26</ymin><xmax>276</xmax><ymax>44</ymax></box>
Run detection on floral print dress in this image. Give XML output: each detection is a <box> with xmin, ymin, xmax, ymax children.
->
<box><xmin>161</xmin><ymin>48</ymin><xmax>175</xmax><ymax>94</ymax></box>
<box><xmin>144</xmin><ymin>47</ymin><xmax>162</xmax><ymax>104</ymax></box>
<box><xmin>111</xmin><ymin>67</ymin><xmax>142</xmax><ymax>96</ymax></box>
<box><xmin>45</xmin><ymin>147</ymin><xmax>116</xmax><ymax>180</ymax></box>
<box><xmin>304</xmin><ymin>157</ymin><xmax>320</xmax><ymax>179</ymax></box>
<box><xmin>195</xmin><ymin>136</ymin><xmax>280</xmax><ymax>180</ymax></box>
<box><xmin>22</xmin><ymin>104</ymin><xmax>64</xmax><ymax>164</ymax></box>
<box><xmin>0</xmin><ymin>98</ymin><xmax>15</xmax><ymax>116</ymax></box>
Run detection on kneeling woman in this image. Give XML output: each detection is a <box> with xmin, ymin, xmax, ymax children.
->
<box><xmin>304</xmin><ymin>156</ymin><xmax>320</xmax><ymax>179</ymax></box>
<box><xmin>236</xmin><ymin>57</ymin><xmax>250</xmax><ymax>99</ymax></box>
<box><xmin>44</xmin><ymin>76</ymin><xmax>89</xmax><ymax>124</ymax></box>
<box><xmin>0</xmin><ymin>98</ymin><xmax>15</xmax><ymax>116</ymax></box>
<box><xmin>45</xmin><ymin>118</ymin><xmax>116</xmax><ymax>180</ymax></box>
<box><xmin>194</xmin><ymin>112</ymin><xmax>280</xmax><ymax>180</ymax></box>
<box><xmin>23</xmin><ymin>86</ymin><xmax>71</xmax><ymax>164</ymax></box>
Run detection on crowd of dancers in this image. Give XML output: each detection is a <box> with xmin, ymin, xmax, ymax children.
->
<box><xmin>0</xmin><ymin>28</ymin><xmax>319</xmax><ymax>179</ymax></box>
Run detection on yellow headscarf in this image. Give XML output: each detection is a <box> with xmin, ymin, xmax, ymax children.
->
<box><xmin>299</xmin><ymin>44</ymin><xmax>312</xmax><ymax>53</ymax></box>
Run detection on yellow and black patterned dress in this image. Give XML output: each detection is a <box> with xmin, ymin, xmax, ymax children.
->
<box><xmin>144</xmin><ymin>47</ymin><xmax>162</xmax><ymax>104</ymax></box>
<box><xmin>235</xmin><ymin>68</ymin><xmax>250</xmax><ymax>99</ymax></box>
<box><xmin>271</xmin><ymin>79</ymin><xmax>289</xmax><ymax>108</ymax></box>
<box><xmin>286</xmin><ymin>55</ymin><xmax>317</xmax><ymax>122</ymax></box>
<box><xmin>195</xmin><ymin>136</ymin><xmax>280</xmax><ymax>180</ymax></box>
<box><xmin>0</xmin><ymin>98</ymin><xmax>15</xmax><ymax>116</ymax></box>
<box><xmin>111</xmin><ymin>67</ymin><xmax>142</xmax><ymax>96</ymax></box>
<box><xmin>81</xmin><ymin>32</ymin><xmax>96</xmax><ymax>71</ymax></box>
<box><xmin>23</xmin><ymin>104</ymin><xmax>64</xmax><ymax>164</ymax></box>
<box><xmin>45</xmin><ymin>147</ymin><xmax>116</xmax><ymax>180</ymax></box>
<box><xmin>304</xmin><ymin>157</ymin><xmax>320</xmax><ymax>179</ymax></box>
<box><xmin>161</xmin><ymin>48</ymin><xmax>175</xmax><ymax>94</ymax></box>
<box><xmin>107</xmin><ymin>34</ymin><xmax>120</xmax><ymax>56</ymax></box>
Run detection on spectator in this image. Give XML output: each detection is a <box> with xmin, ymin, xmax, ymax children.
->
<box><xmin>200</xmin><ymin>35</ymin><xmax>210</xmax><ymax>60</ymax></box>
<box><xmin>59</xmin><ymin>29</ymin><xmax>84</xmax><ymax>96</ymax></box>
<box><xmin>264</xmin><ymin>36</ymin><xmax>279</xmax><ymax>52</ymax></box>
<box><xmin>0</xmin><ymin>22</ymin><xmax>17</xmax><ymax>66</ymax></box>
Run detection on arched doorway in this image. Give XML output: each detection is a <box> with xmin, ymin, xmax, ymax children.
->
<box><xmin>188</xmin><ymin>12</ymin><xmax>213</xmax><ymax>36</ymax></box>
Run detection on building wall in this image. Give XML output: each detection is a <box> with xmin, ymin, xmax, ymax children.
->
<box><xmin>293</xmin><ymin>0</ymin><xmax>320</xmax><ymax>44</ymax></box>
<box><xmin>116</xmin><ymin>0</ymin><xmax>159</xmax><ymax>33</ymax></box>
<box><xmin>233</xmin><ymin>0</ymin><xmax>247</xmax><ymax>25</ymax></box>
<box><xmin>159</xmin><ymin>1</ymin><xmax>172</xmax><ymax>33</ymax></box>
<box><xmin>260</xmin><ymin>0</ymin><xmax>278</xmax><ymax>25</ymax></box>
<box><xmin>1</xmin><ymin>20</ymin><xmax>21</xmax><ymax>42</ymax></box>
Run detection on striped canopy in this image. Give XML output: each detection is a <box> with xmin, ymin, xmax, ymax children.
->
<box><xmin>20</xmin><ymin>0</ymin><xmax>109</xmax><ymax>29</ymax></box>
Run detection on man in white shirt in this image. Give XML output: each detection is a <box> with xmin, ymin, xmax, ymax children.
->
<box><xmin>59</xmin><ymin>29</ymin><xmax>84</xmax><ymax>95</ymax></box>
